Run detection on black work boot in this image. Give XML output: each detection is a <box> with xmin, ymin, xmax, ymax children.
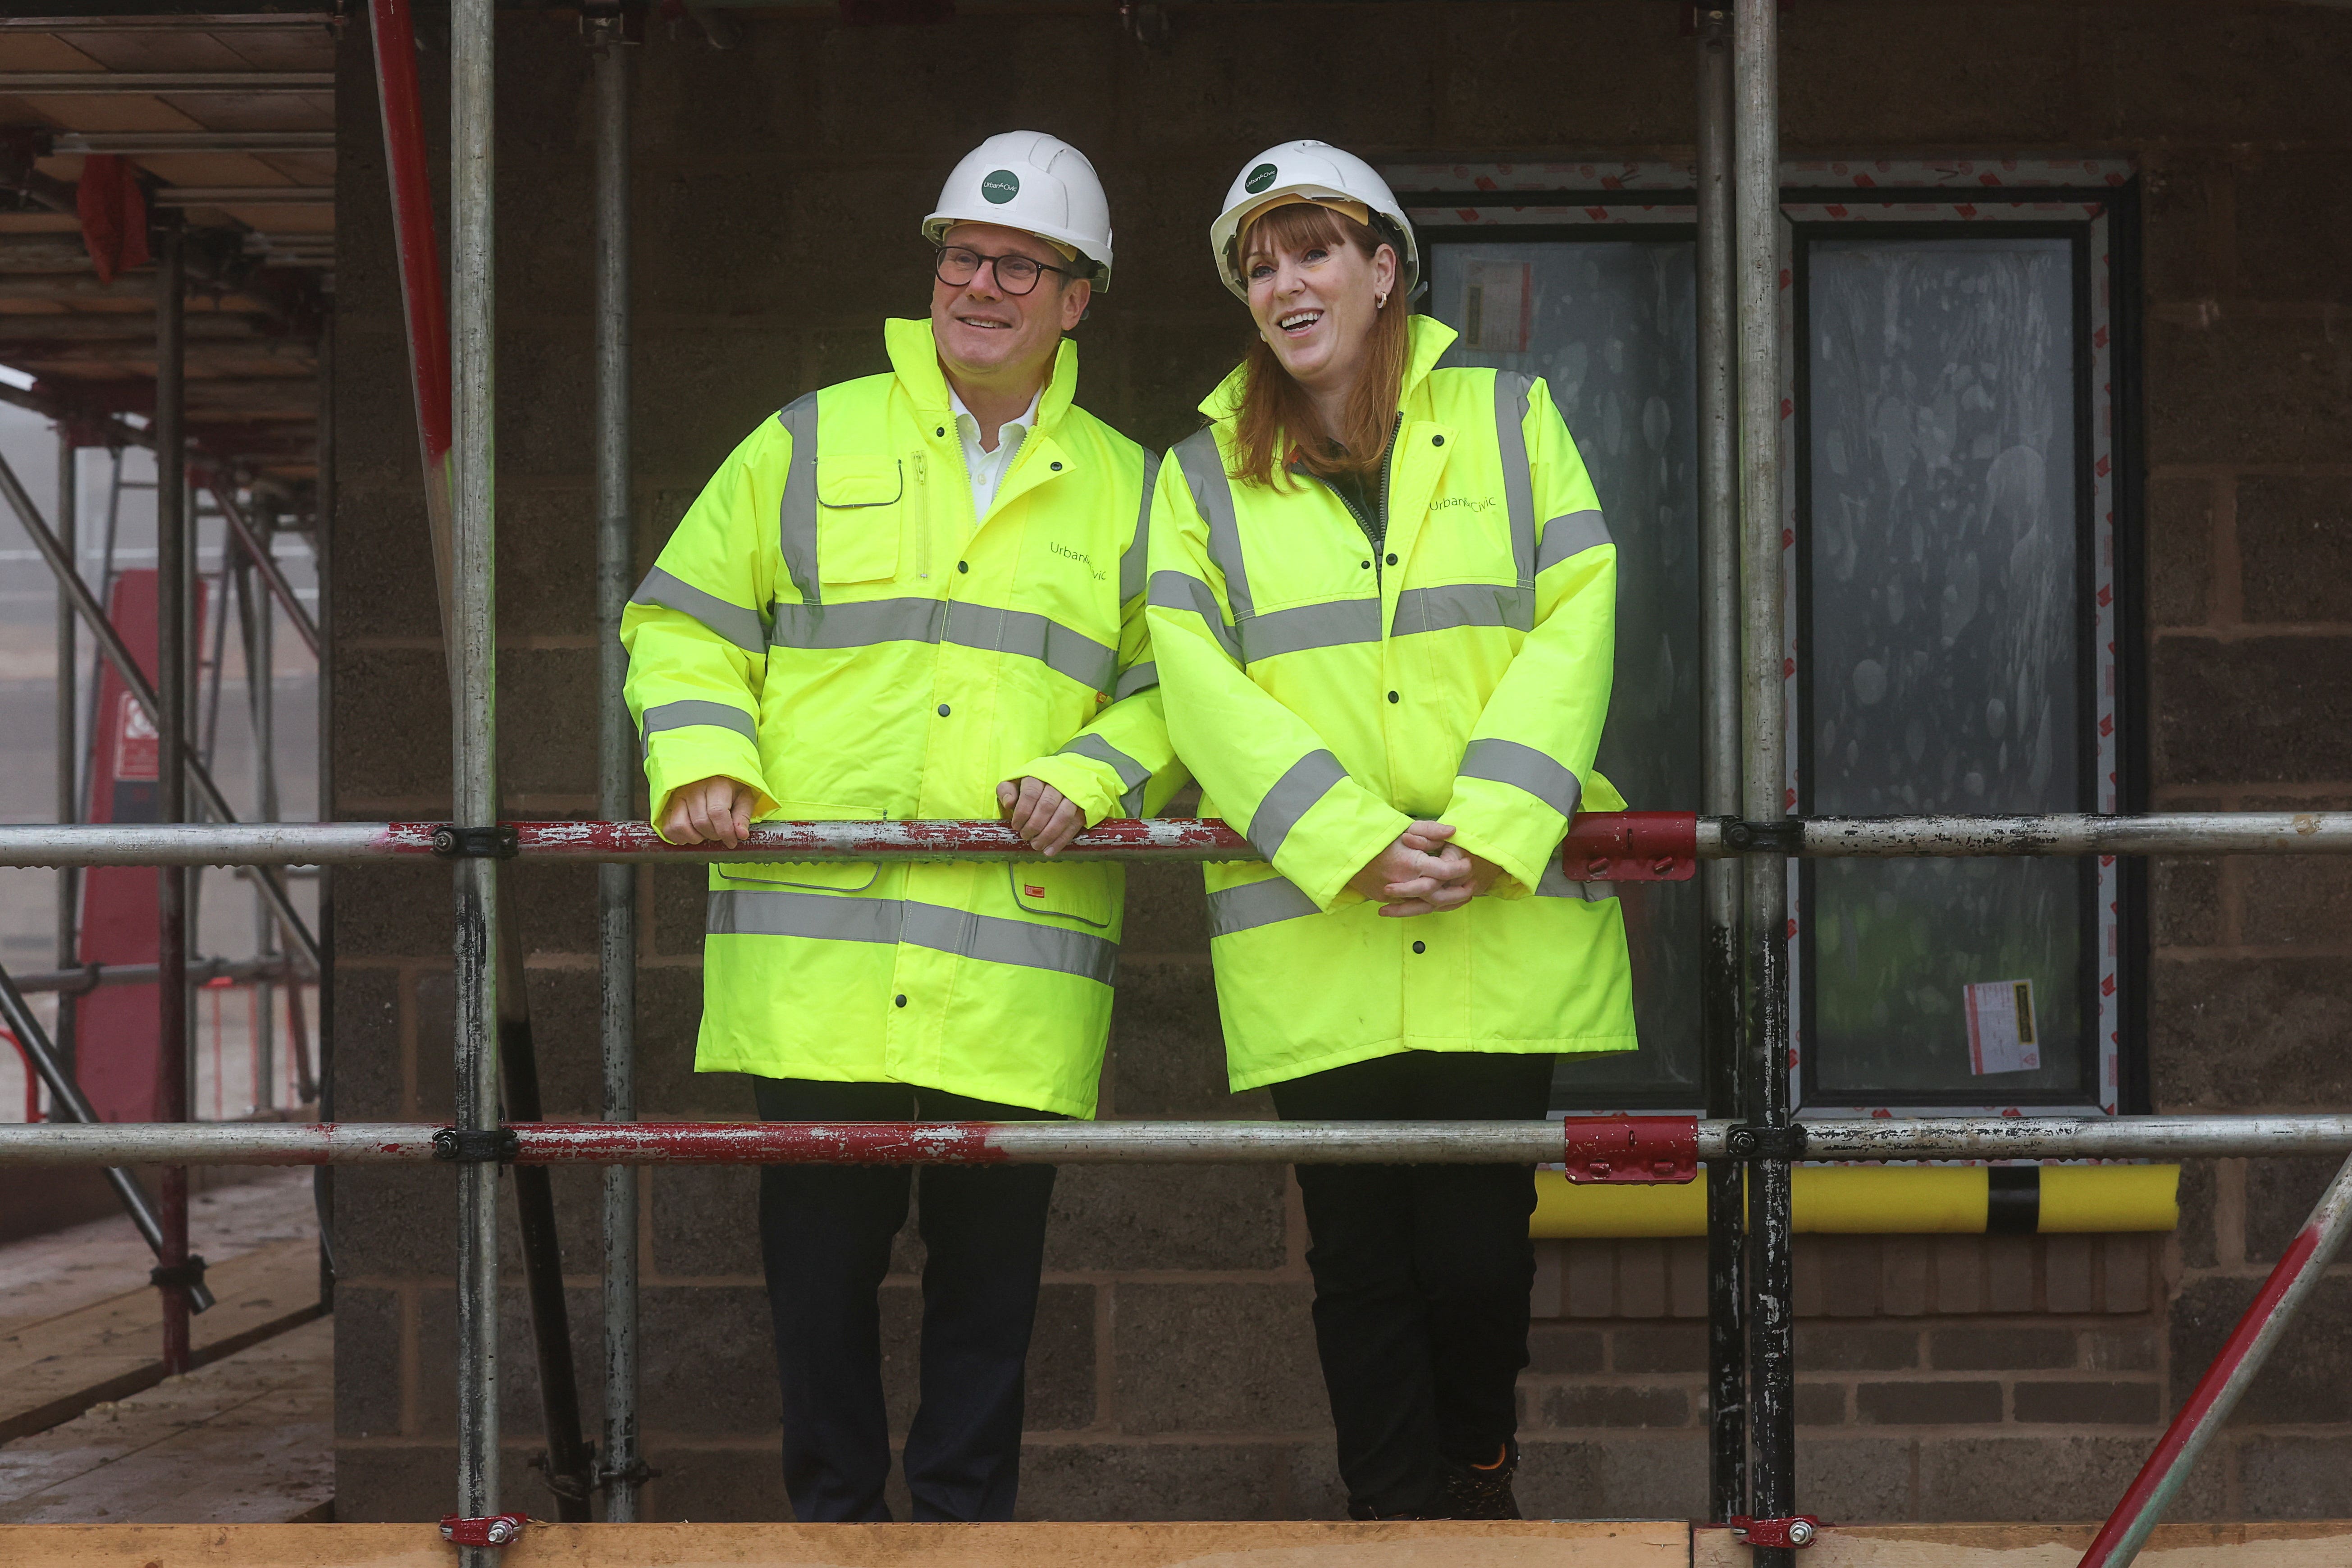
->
<box><xmin>1435</xmin><ymin>1442</ymin><xmax>1521</xmax><ymax>1519</ymax></box>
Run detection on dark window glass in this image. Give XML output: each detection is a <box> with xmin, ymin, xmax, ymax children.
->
<box><xmin>1800</xmin><ymin>235</ymin><xmax>2091</xmax><ymax>1101</ymax></box>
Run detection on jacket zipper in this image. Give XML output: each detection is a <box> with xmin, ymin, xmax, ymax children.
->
<box><xmin>1311</xmin><ymin>412</ymin><xmax>1403</xmax><ymax>584</ymax></box>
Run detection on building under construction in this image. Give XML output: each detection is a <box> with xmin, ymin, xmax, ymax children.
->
<box><xmin>0</xmin><ymin>2</ymin><xmax>2347</xmax><ymax>1565</ymax></box>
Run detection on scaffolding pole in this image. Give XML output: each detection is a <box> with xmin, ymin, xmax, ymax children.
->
<box><xmin>154</xmin><ymin>215</ymin><xmax>197</xmax><ymax>1378</ymax></box>
<box><xmin>589</xmin><ymin>4</ymin><xmax>643</xmax><ymax>1522</ymax></box>
<box><xmin>1693</xmin><ymin>0</ymin><xmax>1745</xmax><ymax>1526</ymax></box>
<box><xmin>449</xmin><ymin>0</ymin><xmax>503</xmax><ymax>1546</ymax></box>
<box><xmin>0</xmin><ymin>453</ymin><xmax>323</xmax><ymax>970</ymax></box>
<box><xmin>2078</xmin><ymin>1152</ymin><xmax>2352</xmax><ymax>1568</ymax></box>
<box><xmin>315</xmin><ymin>293</ymin><xmax>339</xmax><ymax>1300</ymax></box>
<box><xmin>0</xmin><ymin>961</ymin><xmax>218</xmax><ymax>1311</ymax></box>
<box><xmin>0</xmin><ymin>810</ymin><xmax>2343</xmax><ymax>870</ymax></box>
<box><xmin>1731</xmin><ymin>0</ymin><xmax>1796</xmax><ymax>1557</ymax></box>
<box><xmin>53</xmin><ymin>423</ymin><xmax>78</xmax><ymax>1087</ymax></box>
<box><xmin>3</xmin><ymin>1114</ymin><xmax>2351</xmax><ymax>1168</ymax></box>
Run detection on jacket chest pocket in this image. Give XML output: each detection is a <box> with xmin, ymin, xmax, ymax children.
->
<box><xmin>816</xmin><ymin>457</ymin><xmax>904</xmax><ymax>585</ymax></box>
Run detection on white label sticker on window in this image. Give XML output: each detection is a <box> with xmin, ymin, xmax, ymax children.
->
<box><xmin>1463</xmin><ymin>261</ymin><xmax>1533</xmax><ymax>354</ymax></box>
<box><xmin>1964</xmin><ymin>979</ymin><xmax>2040</xmax><ymax>1075</ymax></box>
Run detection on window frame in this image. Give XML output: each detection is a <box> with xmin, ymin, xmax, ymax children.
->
<box><xmin>1393</xmin><ymin>158</ymin><xmax>2147</xmax><ymax>1122</ymax></box>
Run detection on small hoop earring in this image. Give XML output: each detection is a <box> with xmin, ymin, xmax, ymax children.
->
<box><xmin>1375</xmin><ymin>292</ymin><xmax>1389</xmax><ymax>310</ymax></box>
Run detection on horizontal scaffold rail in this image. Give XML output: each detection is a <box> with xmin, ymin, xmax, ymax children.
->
<box><xmin>1</xmin><ymin>1115</ymin><xmax>2349</xmax><ymax>1169</ymax></box>
<box><xmin>0</xmin><ymin>810</ymin><xmax>2343</xmax><ymax>869</ymax></box>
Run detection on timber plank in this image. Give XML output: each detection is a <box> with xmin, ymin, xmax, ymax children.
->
<box><xmin>0</xmin><ymin>1317</ymin><xmax>331</xmax><ymax>1524</ymax></box>
<box><xmin>0</xmin><ymin>1237</ymin><xmax>321</xmax><ymax>1444</ymax></box>
<box><xmin>0</xmin><ymin>1521</ymin><xmax>1690</xmax><ymax>1567</ymax></box>
<box><xmin>1693</xmin><ymin>1522</ymin><xmax>2352</xmax><ymax>1566</ymax></box>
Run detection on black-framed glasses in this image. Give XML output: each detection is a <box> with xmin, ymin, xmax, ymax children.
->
<box><xmin>932</xmin><ymin>242</ymin><xmax>1075</xmax><ymax>297</ymax></box>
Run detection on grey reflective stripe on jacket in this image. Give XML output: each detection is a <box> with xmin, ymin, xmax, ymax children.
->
<box><xmin>1535</xmin><ymin>859</ymin><xmax>1616</xmax><ymax>901</ymax></box>
<box><xmin>640</xmin><ymin>699</ymin><xmax>759</xmax><ymax>759</ymax></box>
<box><xmin>1536</xmin><ymin>508</ymin><xmax>1611</xmax><ymax>573</ymax></box>
<box><xmin>1059</xmin><ymin>731</ymin><xmax>1152</xmax><ymax>816</ymax></box>
<box><xmin>631</xmin><ymin>566</ymin><xmax>767</xmax><ymax>653</ymax></box>
<box><xmin>1205</xmin><ymin>874</ymin><xmax>1321</xmax><ymax>937</ymax></box>
<box><xmin>1148</xmin><ymin>569</ymin><xmax>1242</xmax><ymax>663</ymax></box>
<box><xmin>1393</xmin><ymin>581</ymin><xmax>1535</xmax><ymax>638</ymax></box>
<box><xmin>1120</xmin><ymin>451</ymin><xmax>1160</xmax><ymax>604</ymax></box>
<box><xmin>1249</xmin><ymin>749</ymin><xmax>1347</xmax><ymax>859</ymax></box>
<box><xmin>1457</xmin><ymin>736</ymin><xmax>1583</xmax><ymax>818</ymax></box>
<box><xmin>775</xmin><ymin>392</ymin><xmax>821</xmax><ymax>606</ymax></box>
<box><xmin>769</xmin><ymin>596</ymin><xmax>1118</xmax><ymax>693</ymax></box>
<box><xmin>1114</xmin><ymin>660</ymin><xmax>1159</xmax><ymax>700</ymax></box>
<box><xmin>1493</xmin><ymin>370</ymin><xmax>1536</xmax><ymax>587</ymax></box>
<box><xmin>709</xmin><ymin>888</ymin><xmax>1118</xmax><ymax>984</ymax></box>
<box><xmin>1241</xmin><ymin>598</ymin><xmax>1382</xmax><ymax>663</ymax></box>
<box><xmin>1174</xmin><ymin>428</ymin><xmax>1254</xmax><ymax>618</ymax></box>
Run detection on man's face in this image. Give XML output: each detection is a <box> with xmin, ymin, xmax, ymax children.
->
<box><xmin>931</xmin><ymin>221</ymin><xmax>1090</xmax><ymax>386</ymax></box>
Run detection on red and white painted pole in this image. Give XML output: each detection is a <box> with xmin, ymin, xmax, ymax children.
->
<box><xmin>2078</xmin><ymin>1150</ymin><xmax>2352</xmax><ymax>1568</ymax></box>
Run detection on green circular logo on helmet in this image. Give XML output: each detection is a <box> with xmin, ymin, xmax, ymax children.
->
<box><xmin>1244</xmin><ymin>162</ymin><xmax>1279</xmax><ymax>195</ymax></box>
<box><xmin>980</xmin><ymin>169</ymin><xmax>1021</xmax><ymax>205</ymax></box>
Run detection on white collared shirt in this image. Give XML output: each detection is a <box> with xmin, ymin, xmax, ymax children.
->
<box><xmin>949</xmin><ymin>381</ymin><xmax>1043</xmax><ymax>523</ymax></box>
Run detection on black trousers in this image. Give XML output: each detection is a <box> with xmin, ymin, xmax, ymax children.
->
<box><xmin>754</xmin><ymin>1076</ymin><xmax>1060</xmax><ymax>1522</ymax></box>
<box><xmin>1269</xmin><ymin>1050</ymin><xmax>1554</xmax><ymax>1517</ymax></box>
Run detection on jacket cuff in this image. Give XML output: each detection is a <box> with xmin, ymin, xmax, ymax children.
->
<box><xmin>1440</xmin><ymin>778</ymin><xmax>1565</xmax><ymax>900</ymax></box>
<box><xmin>1275</xmin><ymin>793</ymin><xmax>1416</xmax><ymax>913</ymax></box>
<box><xmin>646</xmin><ymin>741</ymin><xmax>775</xmax><ymax>838</ymax></box>
<box><xmin>1012</xmin><ymin>754</ymin><xmax>1122</xmax><ymax>829</ymax></box>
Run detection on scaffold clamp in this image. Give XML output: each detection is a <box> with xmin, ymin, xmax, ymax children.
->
<box><xmin>148</xmin><ymin>1254</ymin><xmax>208</xmax><ymax>1292</ymax></box>
<box><xmin>1725</xmin><ymin>1121</ymin><xmax>1810</xmax><ymax>1161</ymax></box>
<box><xmin>1562</xmin><ymin>1115</ymin><xmax>1699</xmax><ymax>1184</ymax></box>
<box><xmin>439</xmin><ymin>1513</ymin><xmax>528</xmax><ymax>1547</ymax></box>
<box><xmin>1722</xmin><ymin>817</ymin><xmax>1804</xmax><ymax>855</ymax></box>
<box><xmin>1561</xmin><ymin>811</ymin><xmax>1699</xmax><ymax>882</ymax></box>
<box><xmin>431</xmin><ymin>824</ymin><xmax>521</xmax><ymax>859</ymax></box>
<box><xmin>433</xmin><ymin>1126</ymin><xmax>521</xmax><ymax>1163</ymax></box>
<box><xmin>1730</xmin><ymin>1515</ymin><xmax>1819</xmax><ymax>1548</ymax></box>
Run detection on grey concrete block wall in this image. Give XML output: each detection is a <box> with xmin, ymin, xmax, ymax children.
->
<box><xmin>329</xmin><ymin>0</ymin><xmax>2352</xmax><ymax>1526</ymax></box>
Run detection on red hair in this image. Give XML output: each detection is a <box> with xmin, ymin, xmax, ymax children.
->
<box><xmin>1226</xmin><ymin>202</ymin><xmax>1409</xmax><ymax>490</ymax></box>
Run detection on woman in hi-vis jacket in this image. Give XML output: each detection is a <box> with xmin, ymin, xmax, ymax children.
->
<box><xmin>1144</xmin><ymin>141</ymin><xmax>1638</xmax><ymax>1522</ymax></box>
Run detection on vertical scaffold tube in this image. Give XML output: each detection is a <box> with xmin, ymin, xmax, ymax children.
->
<box><xmin>1694</xmin><ymin>1</ymin><xmax>1745</xmax><ymax>1527</ymax></box>
<box><xmin>449</xmin><ymin>0</ymin><xmax>502</xmax><ymax>1550</ymax></box>
<box><xmin>2078</xmin><ymin>1152</ymin><xmax>2352</xmax><ymax>1568</ymax></box>
<box><xmin>315</xmin><ymin>299</ymin><xmax>338</xmax><ymax>1301</ymax></box>
<box><xmin>592</xmin><ymin>23</ymin><xmax>642</xmax><ymax>1523</ymax></box>
<box><xmin>54</xmin><ymin>425</ymin><xmax>79</xmax><ymax>1083</ymax></box>
<box><xmin>1733</xmin><ymin>1</ymin><xmax>1796</xmax><ymax>1560</ymax></box>
<box><xmin>154</xmin><ymin>216</ymin><xmax>193</xmax><ymax>1378</ymax></box>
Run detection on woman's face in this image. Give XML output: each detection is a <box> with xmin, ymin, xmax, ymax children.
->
<box><xmin>1244</xmin><ymin>222</ymin><xmax>1397</xmax><ymax>401</ymax></box>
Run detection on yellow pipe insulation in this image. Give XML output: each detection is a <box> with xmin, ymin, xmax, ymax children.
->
<box><xmin>1529</xmin><ymin>1164</ymin><xmax>2178</xmax><ymax>1238</ymax></box>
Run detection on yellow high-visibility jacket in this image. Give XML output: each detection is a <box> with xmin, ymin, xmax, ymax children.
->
<box><xmin>1145</xmin><ymin>317</ymin><xmax>1637</xmax><ymax>1092</ymax></box>
<box><xmin>621</xmin><ymin>318</ymin><xmax>1185</xmax><ymax>1117</ymax></box>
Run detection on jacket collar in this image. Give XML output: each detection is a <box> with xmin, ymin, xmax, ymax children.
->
<box><xmin>1197</xmin><ymin>314</ymin><xmax>1461</xmax><ymax>423</ymax></box>
<box><xmin>885</xmin><ymin>316</ymin><xmax>1079</xmax><ymax>434</ymax></box>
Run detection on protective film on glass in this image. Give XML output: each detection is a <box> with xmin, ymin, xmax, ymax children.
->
<box><xmin>1802</xmin><ymin>235</ymin><xmax>2087</xmax><ymax>1101</ymax></box>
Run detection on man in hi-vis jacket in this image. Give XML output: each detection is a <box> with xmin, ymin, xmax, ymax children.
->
<box><xmin>621</xmin><ymin>131</ymin><xmax>1183</xmax><ymax>1523</ymax></box>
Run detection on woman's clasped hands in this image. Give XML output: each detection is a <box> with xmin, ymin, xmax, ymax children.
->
<box><xmin>1347</xmin><ymin>821</ymin><xmax>1503</xmax><ymax>917</ymax></box>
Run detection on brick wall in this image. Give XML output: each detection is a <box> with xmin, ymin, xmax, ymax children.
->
<box><xmin>329</xmin><ymin>0</ymin><xmax>2352</xmax><ymax>1524</ymax></box>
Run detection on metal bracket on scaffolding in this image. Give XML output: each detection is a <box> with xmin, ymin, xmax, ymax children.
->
<box><xmin>1722</xmin><ymin>817</ymin><xmax>1803</xmax><ymax>855</ymax></box>
<box><xmin>439</xmin><ymin>1513</ymin><xmax>529</xmax><ymax>1548</ymax></box>
<box><xmin>148</xmin><ymin>1254</ymin><xmax>209</xmax><ymax>1292</ymax></box>
<box><xmin>1724</xmin><ymin>1121</ymin><xmax>1810</xmax><ymax>1161</ymax></box>
<box><xmin>1730</xmin><ymin>1514</ymin><xmax>1819</xmax><ymax>1548</ymax></box>
<box><xmin>1562</xmin><ymin>1115</ymin><xmax>1700</xmax><ymax>1184</ymax></box>
<box><xmin>431</xmin><ymin>824</ymin><xmax>520</xmax><ymax>860</ymax></box>
<box><xmin>432</xmin><ymin>1126</ymin><xmax>520</xmax><ymax>1164</ymax></box>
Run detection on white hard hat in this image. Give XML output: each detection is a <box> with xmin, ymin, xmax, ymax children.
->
<box><xmin>924</xmin><ymin>131</ymin><xmax>1114</xmax><ymax>293</ymax></box>
<box><xmin>1209</xmin><ymin>139</ymin><xmax>1419</xmax><ymax>304</ymax></box>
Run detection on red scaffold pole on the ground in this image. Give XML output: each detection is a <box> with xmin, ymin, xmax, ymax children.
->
<box><xmin>2077</xmin><ymin>1150</ymin><xmax>2352</xmax><ymax>1568</ymax></box>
